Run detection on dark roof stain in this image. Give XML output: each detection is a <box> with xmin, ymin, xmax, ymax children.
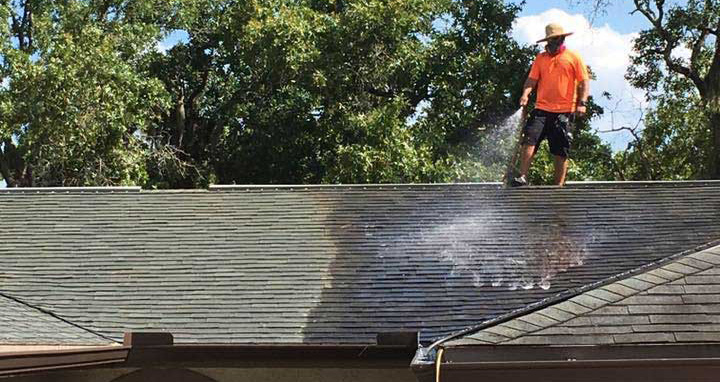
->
<box><xmin>1</xmin><ymin>182</ymin><xmax>719</xmax><ymax>345</ymax></box>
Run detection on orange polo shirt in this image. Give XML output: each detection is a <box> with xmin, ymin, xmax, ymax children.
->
<box><xmin>528</xmin><ymin>49</ymin><xmax>589</xmax><ymax>113</ymax></box>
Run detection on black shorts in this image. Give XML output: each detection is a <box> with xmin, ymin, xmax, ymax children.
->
<box><xmin>521</xmin><ymin>109</ymin><xmax>575</xmax><ymax>157</ymax></box>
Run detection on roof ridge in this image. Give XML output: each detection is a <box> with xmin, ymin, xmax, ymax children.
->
<box><xmin>430</xmin><ymin>238</ymin><xmax>720</xmax><ymax>348</ymax></box>
<box><xmin>210</xmin><ymin>180</ymin><xmax>720</xmax><ymax>191</ymax></box>
<box><xmin>0</xmin><ymin>293</ymin><xmax>119</xmax><ymax>345</ymax></box>
<box><xmin>0</xmin><ymin>181</ymin><xmax>719</xmax><ymax>194</ymax></box>
<box><xmin>0</xmin><ymin>187</ymin><xmax>140</xmax><ymax>194</ymax></box>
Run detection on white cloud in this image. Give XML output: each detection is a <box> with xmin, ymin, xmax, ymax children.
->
<box><xmin>513</xmin><ymin>9</ymin><xmax>646</xmax><ymax>151</ymax></box>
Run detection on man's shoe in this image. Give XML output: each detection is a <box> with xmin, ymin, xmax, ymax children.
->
<box><xmin>511</xmin><ymin>175</ymin><xmax>528</xmax><ymax>187</ymax></box>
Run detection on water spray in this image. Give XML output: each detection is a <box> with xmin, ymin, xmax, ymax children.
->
<box><xmin>502</xmin><ymin>106</ymin><xmax>529</xmax><ymax>187</ymax></box>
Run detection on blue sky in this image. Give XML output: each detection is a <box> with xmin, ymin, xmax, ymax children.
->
<box><xmin>518</xmin><ymin>1</ymin><xmax>649</xmax><ymax>34</ymax></box>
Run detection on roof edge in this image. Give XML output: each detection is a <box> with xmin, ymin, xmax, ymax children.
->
<box><xmin>0</xmin><ymin>187</ymin><xmax>141</xmax><ymax>193</ymax></box>
<box><xmin>210</xmin><ymin>180</ymin><xmax>720</xmax><ymax>191</ymax></box>
<box><xmin>1</xmin><ymin>181</ymin><xmax>718</xmax><ymax>193</ymax></box>
<box><xmin>209</xmin><ymin>183</ymin><xmax>503</xmax><ymax>191</ymax></box>
<box><xmin>0</xmin><ymin>345</ymin><xmax>129</xmax><ymax>377</ymax></box>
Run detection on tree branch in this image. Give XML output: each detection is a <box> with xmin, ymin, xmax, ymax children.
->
<box><xmin>634</xmin><ymin>0</ymin><xmax>706</xmax><ymax>96</ymax></box>
<box><xmin>690</xmin><ymin>29</ymin><xmax>709</xmax><ymax>75</ymax></box>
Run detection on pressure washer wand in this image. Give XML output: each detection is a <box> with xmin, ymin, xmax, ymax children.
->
<box><xmin>502</xmin><ymin>106</ymin><xmax>529</xmax><ymax>188</ymax></box>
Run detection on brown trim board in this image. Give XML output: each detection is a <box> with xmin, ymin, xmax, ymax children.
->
<box><xmin>412</xmin><ymin>344</ymin><xmax>720</xmax><ymax>382</ymax></box>
<box><xmin>0</xmin><ymin>346</ymin><xmax>130</xmax><ymax>377</ymax></box>
<box><xmin>125</xmin><ymin>344</ymin><xmax>417</xmax><ymax>369</ymax></box>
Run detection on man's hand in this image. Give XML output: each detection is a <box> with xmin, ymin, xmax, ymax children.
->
<box><xmin>519</xmin><ymin>78</ymin><xmax>536</xmax><ymax>107</ymax></box>
<box><xmin>519</xmin><ymin>94</ymin><xmax>529</xmax><ymax>107</ymax></box>
<box><xmin>575</xmin><ymin>105</ymin><xmax>587</xmax><ymax>119</ymax></box>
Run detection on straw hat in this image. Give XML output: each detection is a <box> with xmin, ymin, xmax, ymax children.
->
<box><xmin>536</xmin><ymin>23</ymin><xmax>573</xmax><ymax>43</ymax></box>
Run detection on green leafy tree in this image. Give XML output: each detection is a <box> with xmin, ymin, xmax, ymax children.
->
<box><xmin>613</xmin><ymin>77</ymin><xmax>712</xmax><ymax>180</ymax></box>
<box><xmin>0</xmin><ymin>0</ymin><xmax>183</xmax><ymax>186</ymax></box>
<box><xmin>627</xmin><ymin>0</ymin><xmax>720</xmax><ymax>178</ymax></box>
<box><xmin>146</xmin><ymin>0</ymin><xmax>543</xmax><ymax>186</ymax></box>
<box><xmin>580</xmin><ymin>0</ymin><xmax>720</xmax><ymax>179</ymax></box>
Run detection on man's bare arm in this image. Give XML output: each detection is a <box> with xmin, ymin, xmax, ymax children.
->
<box><xmin>519</xmin><ymin>78</ymin><xmax>537</xmax><ymax>107</ymax></box>
<box><xmin>577</xmin><ymin>79</ymin><xmax>590</xmax><ymax>103</ymax></box>
<box><xmin>576</xmin><ymin>79</ymin><xmax>590</xmax><ymax>116</ymax></box>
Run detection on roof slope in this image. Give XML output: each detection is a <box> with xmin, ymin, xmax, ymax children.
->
<box><xmin>447</xmin><ymin>244</ymin><xmax>720</xmax><ymax>346</ymax></box>
<box><xmin>0</xmin><ymin>294</ymin><xmax>112</xmax><ymax>346</ymax></box>
<box><xmin>1</xmin><ymin>183</ymin><xmax>720</xmax><ymax>345</ymax></box>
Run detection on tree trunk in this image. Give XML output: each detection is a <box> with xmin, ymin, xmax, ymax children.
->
<box><xmin>706</xmin><ymin>34</ymin><xmax>720</xmax><ymax>178</ymax></box>
<box><xmin>711</xmin><ymin>110</ymin><xmax>720</xmax><ymax>179</ymax></box>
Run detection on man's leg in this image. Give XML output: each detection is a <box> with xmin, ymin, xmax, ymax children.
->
<box><xmin>519</xmin><ymin>145</ymin><xmax>536</xmax><ymax>178</ymax></box>
<box><xmin>553</xmin><ymin>155</ymin><xmax>568</xmax><ymax>186</ymax></box>
<box><xmin>549</xmin><ymin>113</ymin><xmax>573</xmax><ymax>186</ymax></box>
<box><xmin>513</xmin><ymin>110</ymin><xmax>545</xmax><ymax>186</ymax></box>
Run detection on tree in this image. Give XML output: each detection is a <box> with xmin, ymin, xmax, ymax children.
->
<box><xmin>0</xmin><ymin>0</ymin><xmax>184</xmax><ymax>187</ymax></box>
<box><xmin>146</xmin><ymin>0</ymin><xmax>544</xmax><ymax>186</ymax></box>
<box><xmin>580</xmin><ymin>0</ymin><xmax>720</xmax><ymax>178</ymax></box>
<box><xmin>628</xmin><ymin>0</ymin><xmax>720</xmax><ymax>178</ymax></box>
<box><xmin>612</xmin><ymin>76</ymin><xmax>712</xmax><ymax>180</ymax></box>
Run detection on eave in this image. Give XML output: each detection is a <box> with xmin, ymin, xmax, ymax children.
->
<box><xmin>0</xmin><ymin>346</ymin><xmax>130</xmax><ymax>377</ymax></box>
<box><xmin>412</xmin><ymin>343</ymin><xmax>720</xmax><ymax>382</ymax></box>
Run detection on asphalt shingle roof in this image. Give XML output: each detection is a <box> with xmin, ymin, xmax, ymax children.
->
<box><xmin>1</xmin><ymin>183</ymin><xmax>719</xmax><ymax>345</ymax></box>
<box><xmin>447</xmin><ymin>244</ymin><xmax>720</xmax><ymax>346</ymax></box>
<box><xmin>0</xmin><ymin>294</ymin><xmax>112</xmax><ymax>346</ymax></box>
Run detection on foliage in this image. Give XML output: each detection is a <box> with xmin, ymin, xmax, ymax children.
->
<box><xmin>0</xmin><ymin>0</ymin><xmax>181</xmax><ymax>186</ymax></box>
<box><xmin>613</xmin><ymin>77</ymin><xmax>712</xmax><ymax>180</ymax></box>
<box><xmin>582</xmin><ymin>0</ymin><xmax>720</xmax><ymax>179</ymax></box>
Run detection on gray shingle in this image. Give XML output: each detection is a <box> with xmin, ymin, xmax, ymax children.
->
<box><xmin>635</xmin><ymin>273</ymin><xmax>669</xmax><ymax>285</ymax></box>
<box><xmin>663</xmin><ymin>262</ymin><xmax>704</xmax><ymax>275</ymax></box>
<box><xmin>618</xmin><ymin>278</ymin><xmax>656</xmax><ymax>292</ymax></box>
<box><xmin>462</xmin><ymin>331</ymin><xmax>510</xmax><ymax>344</ymax></box>
<box><xmin>601</xmin><ymin>283</ymin><xmax>638</xmax><ymax>297</ymax></box>
<box><xmin>483</xmin><ymin>324</ymin><xmax>525</xmax><ymax>339</ymax></box>
<box><xmin>570</xmin><ymin>295</ymin><xmax>610</xmax><ymax>310</ymax></box>
<box><xmin>590</xmin><ymin>306</ymin><xmax>629</xmax><ymax>315</ymax></box>
<box><xmin>590</xmin><ymin>315</ymin><xmax>651</xmax><ymax>326</ymax></box>
<box><xmin>585</xmin><ymin>289</ymin><xmax>625</xmax><ymax>303</ymax></box>
<box><xmin>674</xmin><ymin>332</ymin><xmax>720</xmax><ymax>342</ymax></box>
<box><xmin>613</xmin><ymin>333</ymin><xmax>675</xmax><ymax>344</ymax></box>
<box><xmin>688</xmin><ymin>251</ymin><xmax>720</xmax><ymax>265</ymax></box>
<box><xmin>554</xmin><ymin>300</ymin><xmax>593</xmax><ymax>315</ymax></box>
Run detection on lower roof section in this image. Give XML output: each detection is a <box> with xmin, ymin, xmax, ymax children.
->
<box><xmin>442</xmin><ymin>244</ymin><xmax>720</xmax><ymax>347</ymax></box>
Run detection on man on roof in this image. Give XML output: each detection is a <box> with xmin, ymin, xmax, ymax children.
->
<box><xmin>513</xmin><ymin>23</ymin><xmax>590</xmax><ymax>187</ymax></box>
